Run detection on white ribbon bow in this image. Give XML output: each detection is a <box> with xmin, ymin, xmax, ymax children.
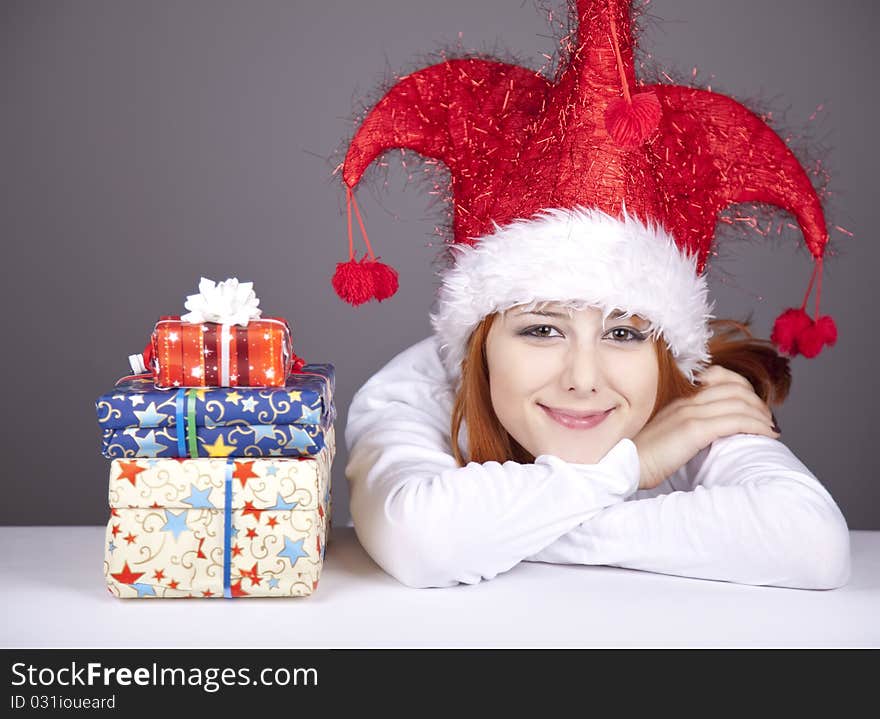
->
<box><xmin>180</xmin><ymin>277</ymin><xmax>262</xmax><ymax>326</ymax></box>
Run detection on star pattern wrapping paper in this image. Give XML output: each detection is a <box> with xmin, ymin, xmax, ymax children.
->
<box><xmin>99</xmin><ymin>421</ymin><xmax>335</xmax><ymax>459</ymax></box>
<box><xmin>149</xmin><ymin>317</ymin><xmax>294</xmax><ymax>388</ymax></box>
<box><xmin>103</xmin><ymin>426</ymin><xmax>335</xmax><ymax>598</ymax></box>
<box><xmin>96</xmin><ymin>365</ymin><xmax>335</xmax><ymax>459</ymax></box>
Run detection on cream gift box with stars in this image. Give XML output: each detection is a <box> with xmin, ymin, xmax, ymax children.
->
<box><xmin>103</xmin><ymin>425</ymin><xmax>334</xmax><ymax>599</ymax></box>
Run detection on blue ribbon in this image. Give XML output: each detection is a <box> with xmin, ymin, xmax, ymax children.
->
<box><xmin>223</xmin><ymin>458</ymin><xmax>234</xmax><ymax>598</ymax></box>
<box><xmin>174</xmin><ymin>389</ymin><xmax>186</xmax><ymax>457</ymax></box>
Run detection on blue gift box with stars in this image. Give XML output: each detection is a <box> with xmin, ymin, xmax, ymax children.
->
<box><xmin>96</xmin><ymin>364</ymin><xmax>335</xmax><ymax>459</ymax></box>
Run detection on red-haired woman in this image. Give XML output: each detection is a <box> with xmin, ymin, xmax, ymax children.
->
<box><xmin>336</xmin><ymin>3</ymin><xmax>848</xmax><ymax>590</ymax></box>
<box><xmin>342</xmin><ymin>213</ymin><xmax>849</xmax><ymax>593</ymax></box>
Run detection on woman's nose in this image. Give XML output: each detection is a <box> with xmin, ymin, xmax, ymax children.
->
<box><xmin>560</xmin><ymin>344</ymin><xmax>600</xmax><ymax>393</ymax></box>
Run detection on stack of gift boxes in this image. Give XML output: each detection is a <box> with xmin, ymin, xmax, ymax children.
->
<box><xmin>94</xmin><ymin>278</ymin><xmax>336</xmax><ymax>599</ymax></box>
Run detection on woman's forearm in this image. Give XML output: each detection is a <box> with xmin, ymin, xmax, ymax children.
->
<box><xmin>524</xmin><ymin>434</ymin><xmax>851</xmax><ymax>590</ymax></box>
<box><xmin>346</xmin><ymin>376</ymin><xmax>641</xmax><ymax>588</ymax></box>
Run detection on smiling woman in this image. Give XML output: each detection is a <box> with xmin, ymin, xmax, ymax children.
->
<box><xmin>477</xmin><ymin>304</ymin><xmax>661</xmax><ymax>466</ymax></box>
<box><xmin>453</xmin><ymin>302</ymin><xmax>790</xmax><ymax>469</ymax></box>
<box><xmin>337</xmin><ymin>0</ymin><xmax>850</xmax><ymax>591</ymax></box>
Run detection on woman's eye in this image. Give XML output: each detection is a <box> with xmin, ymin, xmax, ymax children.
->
<box><xmin>521</xmin><ymin>325</ymin><xmax>560</xmax><ymax>339</ymax></box>
<box><xmin>606</xmin><ymin>327</ymin><xmax>646</xmax><ymax>342</ymax></box>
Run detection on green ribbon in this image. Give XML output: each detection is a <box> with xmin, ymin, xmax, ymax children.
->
<box><xmin>186</xmin><ymin>389</ymin><xmax>199</xmax><ymax>457</ymax></box>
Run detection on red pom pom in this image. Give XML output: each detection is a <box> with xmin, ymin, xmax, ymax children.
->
<box><xmin>797</xmin><ymin>315</ymin><xmax>838</xmax><ymax>358</ymax></box>
<box><xmin>771</xmin><ymin>309</ymin><xmax>838</xmax><ymax>358</ymax></box>
<box><xmin>770</xmin><ymin>308</ymin><xmax>812</xmax><ymax>356</ymax></box>
<box><xmin>796</xmin><ymin>323</ymin><xmax>823</xmax><ymax>358</ymax></box>
<box><xmin>815</xmin><ymin>315</ymin><xmax>838</xmax><ymax>347</ymax></box>
<box><xmin>332</xmin><ymin>256</ymin><xmax>375</xmax><ymax>306</ymax></box>
<box><xmin>604</xmin><ymin>91</ymin><xmax>662</xmax><ymax>148</ymax></box>
<box><xmin>367</xmin><ymin>257</ymin><xmax>399</xmax><ymax>301</ymax></box>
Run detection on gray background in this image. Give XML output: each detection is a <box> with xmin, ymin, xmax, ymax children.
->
<box><xmin>1</xmin><ymin>0</ymin><xmax>876</xmax><ymax>529</ymax></box>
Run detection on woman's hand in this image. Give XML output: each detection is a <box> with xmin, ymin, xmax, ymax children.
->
<box><xmin>632</xmin><ymin>365</ymin><xmax>781</xmax><ymax>491</ymax></box>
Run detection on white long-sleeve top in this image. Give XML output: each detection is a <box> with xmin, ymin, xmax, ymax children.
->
<box><xmin>344</xmin><ymin>334</ymin><xmax>851</xmax><ymax>590</ymax></box>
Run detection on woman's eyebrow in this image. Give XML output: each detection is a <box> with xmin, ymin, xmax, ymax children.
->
<box><xmin>513</xmin><ymin>309</ymin><xmax>570</xmax><ymax>319</ymax></box>
<box><xmin>512</xmin><ymin>308</ymin><xmax>650</xmax><ymax>328</ymax></box>
<box><xmin>608</xmin><ymin>311</ymin><xmax>649</xmax><ymax>327</ymax></box>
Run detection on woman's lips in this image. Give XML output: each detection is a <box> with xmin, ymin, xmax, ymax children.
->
<box><xmin>539</xmin><ymin>404</ymin><xmax>613</xmax><ymax>430</ymax></box>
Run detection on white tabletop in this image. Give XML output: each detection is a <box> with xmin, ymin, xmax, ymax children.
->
<box><xmin>1</xmin><ymin>526</ymin><xmax>877</xmax><ymax>648</ymax></box>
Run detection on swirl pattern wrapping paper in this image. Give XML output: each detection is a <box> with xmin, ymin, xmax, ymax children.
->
<box><xmin>96</xmin><ymin>364</ymin><xmax>335</xmax><ymax>459</ymax></box>
<box><xmin>103</xmin><ymin>426</ymin><xmax>335</xmax><ymax>599</ymax></box>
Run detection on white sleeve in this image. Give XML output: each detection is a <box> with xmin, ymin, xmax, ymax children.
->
<box><xmin>524</xmin><ymin>433</ymin><xmax>852</xmax><ymax>590</ymax></box>
<box><xmin>344</xmin><ymin>336</ymin><xmax>641</xmax><ymax>588</ymax></box>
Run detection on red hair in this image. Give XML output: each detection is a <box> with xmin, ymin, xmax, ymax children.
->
<box><xmin>450</xmin><ymin>313</ymin><xmax>791</xmax><ymax>466</ymax></box>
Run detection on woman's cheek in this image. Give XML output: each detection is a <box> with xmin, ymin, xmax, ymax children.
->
<box><xmin>623</xmin><ymin>352</ymin><xmax>660</xmax><ymax>430</ymax></box>
<box><xmin>496</xmin><ymin>348</ymin><xmax>550</xmax><ymax>398</ymax></box>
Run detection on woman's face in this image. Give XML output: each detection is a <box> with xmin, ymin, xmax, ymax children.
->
<box><xmin>484</xmin><ymin>302</ymin><xmax>659</xmax><ymax>464</ymax></box>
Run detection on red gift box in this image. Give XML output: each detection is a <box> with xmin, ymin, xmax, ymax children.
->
<box><xmin>133</xmin><ymin>316</ymin><xmax>295</xmax><ymax>388</ymax></box>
